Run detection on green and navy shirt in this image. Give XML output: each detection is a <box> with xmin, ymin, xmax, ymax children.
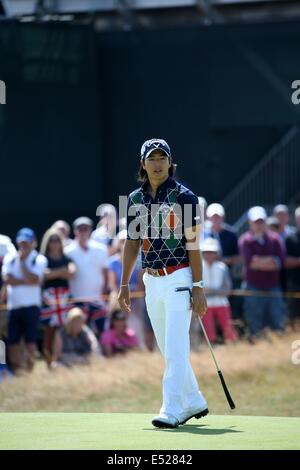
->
<box><xmin>126</xmin><ymin>177</ymin><xmax>201</xmax><ymax>269</ymax></box>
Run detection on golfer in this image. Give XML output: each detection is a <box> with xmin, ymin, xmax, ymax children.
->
<box><xmin>118</xmin><ymin>138</ymin><xmax>209</xmax><ymax>428</ymax></box>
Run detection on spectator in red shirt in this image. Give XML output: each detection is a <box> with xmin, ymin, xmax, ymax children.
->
<box><xmin>239</xmin><ymin>206</ymin><xmax>286</xmax><ymax>340</ymax></box>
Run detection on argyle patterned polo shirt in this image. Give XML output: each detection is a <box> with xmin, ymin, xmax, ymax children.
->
<box><xmin>126</xmin><ymin>177</ymin><xmax>201</xmax><ymax>269</ymax></box>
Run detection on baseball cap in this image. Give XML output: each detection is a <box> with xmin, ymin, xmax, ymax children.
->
<box><xmin>248</xmin><ymin>206</ymin><xmax>267</xmax><ymax>222</ymax></box>
<box><xmin>273</xmin><ymin>204</ymin><xmax>289</xmax><ymax>214</ymax></box>
<box><xmin>206</xmin><ymin>203</ymin><xmax>225</xmax><ymax>218</ymax></box>
<box><xmin>140</xmin><ymin>138</ymin><xmax>171</xmax><ymax>160</ymax></box>
<box><xmin>16</xmin><ymin>227</ymin><xmax>36</xmax><ymax>244</ymax></box>
<box><xmin>201</xmin><ymin>237</ymin><xmax>220</xmax><ymax>253</ymax></box>
<box><xmin>73</xmin><ymin>216</ymin><xmax>93</xmax><ymax>228</ymax></box>
<box><xmin>266</xmin><ymin>216</ymin><xmax>280</xmax><ymax>228</ymax></box>
<box><xmin>67</xmin><ymin>307</ymin><xmax>86</xmax><ymax>323</ymax></box>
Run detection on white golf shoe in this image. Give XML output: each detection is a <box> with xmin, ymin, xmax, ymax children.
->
<box><xmin>178</xmin><ymin>405</ymin><xmax>209</xmax><ymax>425</ymax></box>
<box><xmin>152</xmin><ymin>413</ymin><xmax>179</xmax><ymax>429</ymax></box>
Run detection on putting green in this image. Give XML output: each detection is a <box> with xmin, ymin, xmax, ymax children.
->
<box><xmin>0</xmin><ymin>413</ymin><xmax>299</xmax><ymax>450</ymax></box>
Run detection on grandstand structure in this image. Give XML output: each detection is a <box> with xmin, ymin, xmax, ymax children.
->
<box><xmin>2</xmin><ymin>0</ymin><xmax>300</xmax><ymax>26</ymax></box>
<box><xmin>0</xmin><ymin>0</ymin><xmax>300</xmax><ymax>236</ymax></box>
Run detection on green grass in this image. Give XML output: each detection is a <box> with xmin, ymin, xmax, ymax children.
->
<box><xmin>0</xmin><ymin>413</ymin><xmax>299</xmax><ymax>450</ymax></box>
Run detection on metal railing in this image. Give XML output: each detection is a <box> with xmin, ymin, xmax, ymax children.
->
<box><xmin>222</xmin><ymin>125</ymin><xmax>300</xmax><ymax>229</ymax></box>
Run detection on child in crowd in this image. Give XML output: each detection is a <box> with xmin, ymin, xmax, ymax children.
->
<box><xmin>201</xmin><ymin>238</ymin><xmax>238</xmax><ymax>344</ymax></box>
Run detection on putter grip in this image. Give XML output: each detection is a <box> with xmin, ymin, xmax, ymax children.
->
<box><xmin>218</xmin><ymin>370</ymin><xmax>236</xmax><ymax>410</ymax></box>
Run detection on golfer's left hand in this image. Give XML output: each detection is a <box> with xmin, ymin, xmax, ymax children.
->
<box><xmin>191</xmin><ymin>287</ymin><xmax>207</xmax><ymax>318</ymax></box>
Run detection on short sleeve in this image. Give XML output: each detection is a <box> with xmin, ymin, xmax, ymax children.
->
<box><xmin>99</xmin><ymin>246</ymin><xmax>109</xmax><ymax>269</ymax></box>
<box><xmin>1</xmin><ymin>253</ymin><xmax>13</xmax><ymax>277</ymax></box>
<box><xmin>64</xmin><ymin>255</ymin><xmax>73</xmax><ymax>266</ymax></box>
<box><xmin>31</xmin><ymin>255</ymin><xmax>48</xmax><ymax>280</ymax></box>
<box><xmin>178</xmin><ymin>192</ymin><xmax>202</xmax><ymax>230</ymax></box>
<box><xmin>107</xmin><ymin>257</ymin><xmax>118</xmax><ymax>273</ymax></box>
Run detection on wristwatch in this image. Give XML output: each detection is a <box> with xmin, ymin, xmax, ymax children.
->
<box><xmin>193</xmin><ymin>280</ymin><xmax>205</xmax><ymax>288</ymax></box>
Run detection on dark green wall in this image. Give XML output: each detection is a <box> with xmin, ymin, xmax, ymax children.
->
<box><xmin>1</xmin><ymin>19</ymin><xmax>300</xmax><ymax>240</ymax></box>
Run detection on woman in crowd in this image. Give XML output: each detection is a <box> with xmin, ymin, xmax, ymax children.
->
<box><xmin>52</xmin><ymin>307</ymin><xmax>99</xmax><ymax>367</ymax></box>
<box><xmin>101</xmin><ymin>309</ymin><xmax>139</xmax><ymax>357</ymax></box>
<box><xmin>40</xmin><ymin>228</ymin><xmax>76</xmax><ymax>368</ymax></box>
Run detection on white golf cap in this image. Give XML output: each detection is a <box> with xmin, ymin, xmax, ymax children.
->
<box><xmin>273</xmin><ymin>204</ymin><xmax>289</xmax><ymax>214</ymax></box>
<box><xmin>73</xmin><ymin>216</ymin><xmax>93</xmax><ymax>228</ymax></box>
<box><xmin>201</xmin><ymin>237</ymin><xmax>220</xmax><ymax>253</ymax></box>
<box><xmin>248</xmin><ymin>206</ymin><xmax>267</xmax><ymax>222</ymax></box>
<box><xmin>206</xmin><ymin>203</ymin><xmax>225</xmax><ymax>218</ymax></box>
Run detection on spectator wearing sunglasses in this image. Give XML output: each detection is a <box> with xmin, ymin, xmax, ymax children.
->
<box><xmin>40</xmin><ymin>228</ymin><xmax>76</xmax><ymax>369</ymax></box>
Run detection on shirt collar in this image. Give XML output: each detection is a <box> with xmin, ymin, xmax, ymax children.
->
<box><xmin>141</xmin><ymin>176</ymin><xmax>176</xmax><ymax>195</ymax></box>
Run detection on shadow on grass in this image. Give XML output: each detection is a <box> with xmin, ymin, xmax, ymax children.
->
<box><xmin>143</xmin><ymin>425</ymin><xmax>243</xmax><ymax>436</ymax></box>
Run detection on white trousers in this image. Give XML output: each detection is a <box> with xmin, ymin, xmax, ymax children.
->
<box><xmin>143</xmin><ymin>267</ymin><xmax>207</xmax><ymax>420</ymax></box>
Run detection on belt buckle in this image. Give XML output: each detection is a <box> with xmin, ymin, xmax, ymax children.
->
<box><xmin>151</xmin><ymin>269</ymin><xmax>160</xmax><ymax>277</ymax></box>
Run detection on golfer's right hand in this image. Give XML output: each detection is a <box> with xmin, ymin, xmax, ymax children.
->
<box><xmin>118</xmin><ymin>286</ymin><xmax>131</xmax><ymax>313</ymax></box>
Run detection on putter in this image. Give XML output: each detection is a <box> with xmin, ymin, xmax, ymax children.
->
<box><xmin>175</xmin><ymin>286</ymin><xmax>236</xmax><ymax>410</ymax></box>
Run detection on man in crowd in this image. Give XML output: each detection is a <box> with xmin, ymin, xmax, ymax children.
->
<box><xmin>204</xmin><ymin>203</ymin><xmax>242</xmax><ymax>330</ymax></box>
<box><xmin>239</xmin><ymin>206</ymin><xmax>285</xmax><ymax>341</ymax></box>
<box><xmin>204</xmin><ymin>203</ymin><xmax>240</xmax><ymax>270</ymax></box>
<box><xmin>272</xmin><ymin>204</ymin><xmax>296</xmax><ymax>241</ymax></box>
<box><xmin>65</xmin><ymin>217</ymin><xmax>109</xmax><ymax>338</ymax></box>
<box><xmin>1</xmin><ymin>228</ymin><xmax>47</xmax><ymax>373</ymax></box>
<box><xmin>0</xmin><ymin>234</ymin><xmax>16</xmax><ymax>307</ymax></box>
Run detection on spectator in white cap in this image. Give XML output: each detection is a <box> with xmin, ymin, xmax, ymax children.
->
<box><xmin>272</xmin><ymin>205</ymin><xmax>296</xmax><ymax>241</ymax></box>
<box><xmin>65</xmin><ymin>217</ymin><xmax>109</xmax><ymax>339</ymax></box>
<box><xmin>204</xmin><ymin>203</ymin><xmax>242</xmax><ymax>326</ymax></box>
<box><xmin>205</xmin><ymin>203</ymin><xmax>240</xmax><ymax>269</ymax></box>
<box><xmin>201</xmin><ymin>238</ymin><xmax>237</xmax><ymax>344</ymax></box>
<box><xmin>239</xmin><ymin>206</ymin><xmax>286</xmax><ymax>341</ymax></box>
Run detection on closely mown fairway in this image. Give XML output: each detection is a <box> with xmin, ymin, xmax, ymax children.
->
<box><xmin>0</xmin><ymin>413</ymin><xmax>299</xmax><ymax>450</ymax></box>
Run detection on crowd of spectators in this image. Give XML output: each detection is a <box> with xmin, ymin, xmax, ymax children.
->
<box><xmin>0</xmin><ymin>206</ymin><xmax>153</xmax><ymax>378</ymax></box>
<box><xmin>200</xmin><ymin>201</ymin><xmax>300</xmax><ymax>344</ymax></box>
<box><xmin>1</xmin><ymin>200</ymin><xmax>300</xmax><ymax>380</ymax></box>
